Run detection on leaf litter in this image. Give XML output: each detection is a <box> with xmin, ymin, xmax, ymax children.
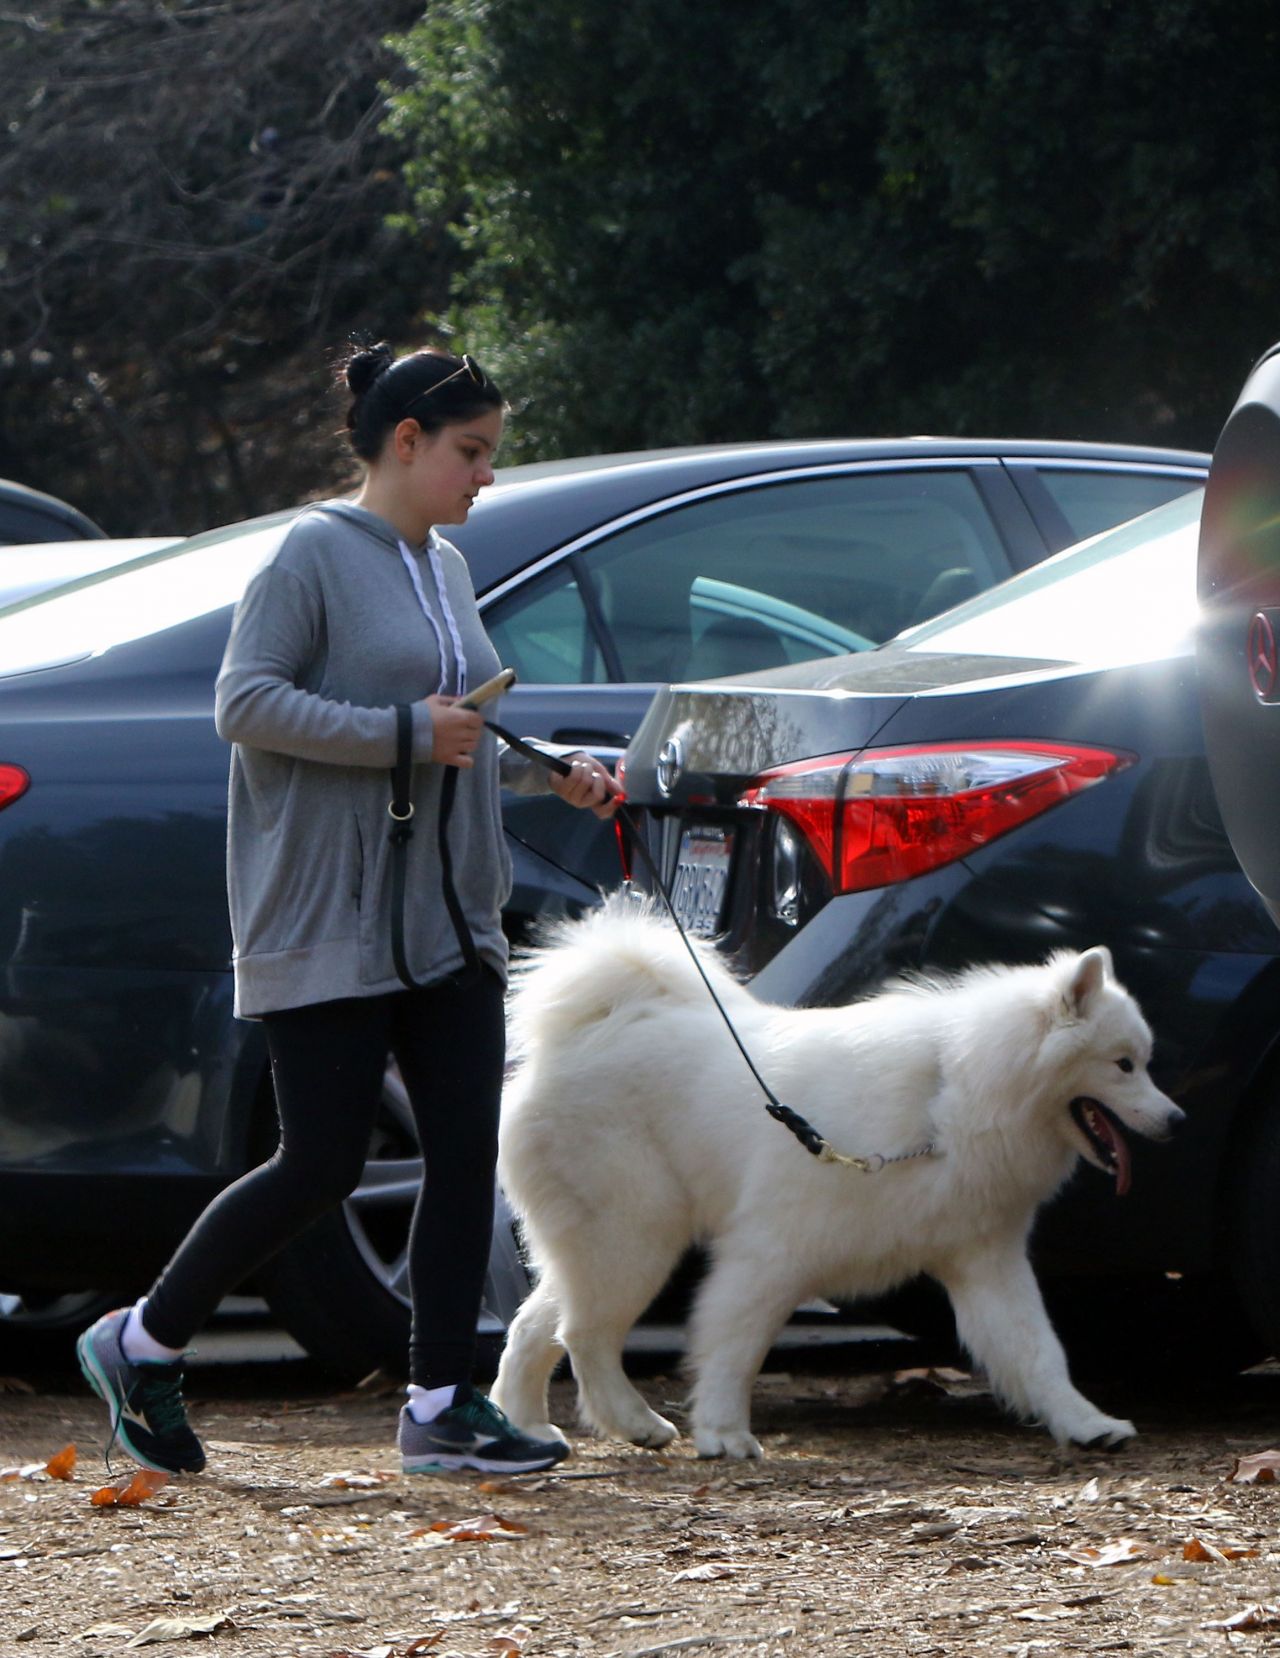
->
<box><xmin>6</xmin><ymin>1363</ymin><xmax>1280</xmax><ymax>1654</ymax></box>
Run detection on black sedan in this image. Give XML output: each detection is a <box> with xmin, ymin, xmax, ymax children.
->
<box><xmin>622</xmin><ymin>484</ymin><xmax>1280</xmax><ymax>1378</ymax></box>
<box><xmin>0</xmin><ymin>437</ymin><xmax>1206</xmax><ymax>1369</ymax></box>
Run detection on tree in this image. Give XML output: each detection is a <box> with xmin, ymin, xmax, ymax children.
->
<box><xmin>388</xmin><ymin>0</ymin><xmax>1280</xmax><ymax>461</ymax></box>
<box><xmin>0</xmin><ymin>0</ymin><xmax>437</xmax><ymax>533</ymax></box>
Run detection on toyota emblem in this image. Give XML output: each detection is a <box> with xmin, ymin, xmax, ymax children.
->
<box><xmin>656</xmin><ymin>737</ymin><xmax>683</xmax><ymax>796</ymax></box>
<box><xmin>1249</xmin><ymin>610</ymin><xmax>1280</xmax><ymax>703</ymax></box>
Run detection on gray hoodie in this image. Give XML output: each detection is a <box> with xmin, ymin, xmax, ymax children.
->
<box><xmin>215</xmin><ymin>501</ymin><xmax>553</xmax><ymax>1016</ymax></box>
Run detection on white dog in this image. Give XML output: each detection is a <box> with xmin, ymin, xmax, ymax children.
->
<box><xmin>491</xmin><ymin>901</ymin><xmax>1183</xmax><ymax>1457</ymax></box>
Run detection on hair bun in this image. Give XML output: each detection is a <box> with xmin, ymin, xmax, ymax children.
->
<box><xmin>345</xmin><ymin>341</ymin><xmax>395</xmax><ymax>399</ymax></box>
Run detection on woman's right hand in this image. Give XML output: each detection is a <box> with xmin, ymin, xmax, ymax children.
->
<box><xmin>424</xmin><ymin>694</ymin><xmax>485</xmax><ymax>768</ymax></box>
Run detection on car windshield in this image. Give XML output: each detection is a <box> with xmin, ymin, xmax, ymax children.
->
<box><xmin>897</xmin><ymin>490</ymin><xmax>1201</xmax><ymax>667</ymax></box>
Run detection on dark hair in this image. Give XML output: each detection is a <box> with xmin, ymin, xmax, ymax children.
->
<box><xmin>339</xmin><ymin>340</ymin><xmax>504</xmax><ymax>461</ymax></box>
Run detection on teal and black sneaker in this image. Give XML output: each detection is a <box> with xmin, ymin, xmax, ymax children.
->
<box><xmin>399</xmin><ymin>1388</ymin><xmax>568</xmax><ymax>1475</ymax></box>
<box><xmin>76</xmin><ymin>1309</ymin><xmax>206</xmax><ymax>1474</ymax></box>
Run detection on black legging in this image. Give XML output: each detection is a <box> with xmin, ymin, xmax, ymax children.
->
<box><xmin>142</xmin><ymin>969</ymin><xmax>505</xmax><ymax>1386</ymax></box>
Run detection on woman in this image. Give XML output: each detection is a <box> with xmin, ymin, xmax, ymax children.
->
<box><xmin>77</xmin><ymin>342</ymin><xmax>619</xmax><ymax>1477</ymax></box>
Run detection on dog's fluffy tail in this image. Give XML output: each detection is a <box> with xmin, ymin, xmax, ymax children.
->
<box><xmin>508</xmin><ymin>895</ymin><xmax>752</xmax><ymax>1056</ymax></box>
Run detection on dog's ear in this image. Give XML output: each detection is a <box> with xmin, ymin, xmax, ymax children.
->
<box><xmin>1067</xmin><ymin>946</ymin><xmax>1113</xmax><ymax>1016</ymax></box>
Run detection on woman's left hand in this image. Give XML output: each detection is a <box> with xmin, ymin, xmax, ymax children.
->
<box><xmin>549</xmin><ymin>753</ymin><xmax>622</xmax><ymax>819</ymax></box>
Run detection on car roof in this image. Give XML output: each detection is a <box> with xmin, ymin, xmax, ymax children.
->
<box><xmin>453</xmin><ymin>437</ymin><xmax>1209</xmax><ymax>591</ymax></box>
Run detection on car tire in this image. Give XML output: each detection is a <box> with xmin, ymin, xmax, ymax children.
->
<box><xmin>0</xmin><ymin>1287</ymin><xmax>123</xmax><ymax>1368</ymax></box>
<box><xmin>255</xmin><ymin>1063</ymin><xmax>530</xmax><ymax>1382</ymax></box>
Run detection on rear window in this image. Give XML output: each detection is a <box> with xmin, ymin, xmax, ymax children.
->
<box><xmin>899</xmin><ymin>491</ymin><xmax>1201</xmax><ymax>669</ymax></box>
<box><xmin>1037</xmin><ymin>468</ymin><xmax>1202</xmax><ymax>542</ymax></box>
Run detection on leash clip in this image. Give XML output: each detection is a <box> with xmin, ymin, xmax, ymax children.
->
<box><xmin>820</xmin><ymin>1146</ymin><xmax>885</xmax><ymax>1173</ymax></box>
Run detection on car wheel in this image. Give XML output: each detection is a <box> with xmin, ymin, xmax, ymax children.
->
<box><xmin>255</xmin><ymin>1063</ymin><xmax>530</xmax><ymax>1381</ymax></box>
<box><xmin>0</xmin><ymin>1287</ymin><xmax>121</xmax><ymax>1367</ymax></box>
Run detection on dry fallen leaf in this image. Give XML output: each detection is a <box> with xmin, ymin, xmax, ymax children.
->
<box><xmin>0</xmin><ymin>1462</ymin><xmax>48</xmax><ymax>1483</ymax></box>
<box><xmin>487</xmin><ymin>1639</ymin><xmax>523</xmax><ymax>1656</ymax></box>
<box><xmin>1204</xmin><ymin>1604</ymin><xmax>1280</xmax><ymax>1632</ymax></box>
<box><xmin>403</xmin><ymin>1637</ymin><xmax>445</xmax><ymax>1656</ymax></box>
<box><xmin>1230</xmin><ymin>1450</ymin><xmax>1280</xmax><ymax>1485</ymax></box>
<box><xmin>672</xmin><ymin>1562</ymin><xmax>740</xmax><ymax>1582</ymax></box>
<box><xmin>1064</xmin><ymin>1537</ymin><xmax>1148</xmax><ymax>1567</ymax></box>
<box><xmin>890</xmin><ymin>1365</ymin><xmax>974</xmax><ymax>1397</ymax></box>
<box><xmin>45</xmin><ymin>1444</ymin><xmax>76</xmax><ymax>1481</ymax></box>
<box><xmin>125</xmin><ymin>1610</ymin><xmax>233</xmax><ymax>1647</ymax></box>
<box><xmin>426</xmin><ymin>1512</ymin><xmax>528</xmax><ymax>1542</ymax></box>
<box><xmin>318</xmin><ymin>1470</ymin><xmax>397</xmax><ymax>1489</ymax></box>
<box><xmin>1013</xmin><ymin>1605</ymin><xmax>1084</xmax><ymax>1622</ymax></box>
<box><xmin>90</xmin><ymin>1469</ymin><xmax>170</xmax><ymax>1508</ymax></box>
<box><xmin>1183</xmin><ymin>1536</ymin><xmax>1259</xmax><ymax>1563</ymax></box>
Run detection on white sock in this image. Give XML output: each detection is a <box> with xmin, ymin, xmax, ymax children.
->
<box><xmin>120</xmin><ymin>1299</ymin><xmax>185</xmax><ymax>1365</ymax></box>
<box><xmin>406</xmin><ymin>1382</ymin><xmax>459</xmax><ymax>1424</ymax></box>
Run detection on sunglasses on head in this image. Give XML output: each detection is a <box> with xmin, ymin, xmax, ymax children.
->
<box><xmin>401</xmin><ymin>353</ymin><xmax>487</xmax><ymax>418</ymax></box>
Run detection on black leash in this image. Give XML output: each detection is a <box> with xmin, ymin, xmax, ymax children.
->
<box><xmin>389</xmin><ymin>704</ymin><xmax>480</xmax><ymax>990</ymax></box>
<box><xmin>484</xmin><ymin>720</ymin><xmax>921</xmax><ymax>1171</ymax></box>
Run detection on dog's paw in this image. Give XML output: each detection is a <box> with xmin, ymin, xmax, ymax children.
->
<box><xmin>630</xmin><ymin>1417</ymin><xmax>679</xmax><ymax>1450</ymax></box>
<box><xmin>1066</xmin><ymin>1414</ymin><xmax>1136</xmax><ymax>1449</ymax></box>
<box><xmin>1083</xmin><ymin>1417</ymin><xmax>1137</xmax><ymax>1450</ymax></box>
<box><xmin>693</xmin><ymin>1427</ymin><xmax>763</xmax><ymax>1460</ymax></box>
<box><xmin>521</xmin><ymin>1422</ymin><xmax>571</xmax><ymax>1449</ymax></box>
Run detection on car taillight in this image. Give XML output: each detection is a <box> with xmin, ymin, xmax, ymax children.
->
<box><xmin>0</xmin><ymin>765</ymin><xmax>29</xmax><ymax>812</ymax></box>
<box><xmin>740</xmin><ymin>741</ymin><xmax>1131</xmax><ymax>895</ymax></box>
<box><xmin>612</xmin><ymin>751</ymin><xmax>632</xmax><ymax>878</ymax></box>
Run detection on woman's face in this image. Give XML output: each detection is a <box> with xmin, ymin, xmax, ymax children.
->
<box><xmin>404</xmin><ymin>407</ymin><xmax>504</xmax><ymax>527</ymax></box>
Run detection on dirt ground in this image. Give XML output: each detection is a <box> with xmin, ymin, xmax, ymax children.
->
<box><xmin>3</xmin><ymin>1356</ymin><xmax>1280</xmax><ymax>1658</ymax></box>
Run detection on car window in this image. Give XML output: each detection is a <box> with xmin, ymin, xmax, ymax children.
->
<box><xmin>900</xmin><ymin>490</ymin><xmax>1201</xmax><ymax>668</ymax></box>
<box><xmin>1034</xmin><ymin>468</ymin><xmax>1201</xmax><ymax>542</ymax></box>
<box><xmin>503</xmin><ymin>471</ymin><xmax>1008</xmax><ymax>685</ymax></box>
<box><xmin>482</xmin><ymin>563</ymin><xmax>609</xmax><ymax>685</ymax></box>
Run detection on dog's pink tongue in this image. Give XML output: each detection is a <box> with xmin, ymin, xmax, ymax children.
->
<box><xmin>1094</xmin><ymin>1111</ymin><xmax>1132</xmax><ymax>1197</ymax></box>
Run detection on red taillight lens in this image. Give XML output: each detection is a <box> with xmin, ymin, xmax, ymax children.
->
<box><xmin>0</xmin><ymin>764</ymin><xmax>29</xmax><ymax>812</ymax></box>
<box><xmin>612</xmin><ymin>750</ymin><xmax>631</xmax><ymax>878</ymax></box>
<box><xmin>740</xmin><ymin>741</ymin><xmax>1130</xmax><ymax>895</ymax></box>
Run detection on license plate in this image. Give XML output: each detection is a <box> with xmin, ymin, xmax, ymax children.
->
<box><xmin>669</xmin><ymin>826</ymin><xmax>733</xmax><ymax>936</ymax></box>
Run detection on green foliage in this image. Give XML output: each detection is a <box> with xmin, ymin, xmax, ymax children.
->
<box><xmin>389</xmin><ymin>0</ymin><xmax>1280</xmax><ymax>459</ymax></box>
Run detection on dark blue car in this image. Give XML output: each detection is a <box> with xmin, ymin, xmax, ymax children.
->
<box><xmin>622</xmin><ymin>482</ymin><xmax>1278</xmax><ymax>1379</ymax></box>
